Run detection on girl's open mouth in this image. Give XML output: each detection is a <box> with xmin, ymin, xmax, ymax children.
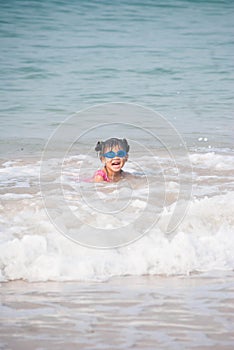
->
<box><xmin>111</xmin><ymin>159</ymin><xmax>121</xmax><ymax>166</ymax></box>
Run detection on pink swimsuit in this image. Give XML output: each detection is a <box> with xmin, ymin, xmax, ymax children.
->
<box><xmin>94</xmin><ymin>169</ymin><xmax>110</xmax><ymax>182</ymax></box>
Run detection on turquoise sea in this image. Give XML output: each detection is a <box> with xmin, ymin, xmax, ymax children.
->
<box><xmin>1</xmin><ymin>0</ymin><xmax>233</xmax><ymax>155</ymax></box>
<box><xmin>0</xmin><ymin>1</ymin><xmax>234</xmax><ymax>349</ymax></box>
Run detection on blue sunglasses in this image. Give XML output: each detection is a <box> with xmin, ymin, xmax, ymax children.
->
<box><xmin>101</xmin><ymin>150</ymin><xmax>127</xmax><ymax>158</ymax></box>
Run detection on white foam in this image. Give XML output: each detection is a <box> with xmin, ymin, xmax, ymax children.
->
<box><xmin>0</xmin><ymin>153</ymin><xmax>233</xmax><ymax>282</ymax></box>
<box><xmin>1</xmin><ymin>193</ymin><xmax>33</xmax><ymax>199</ymax></box>
<box><xmin>190</xmin><ymin>152</ymin><xmax>234</xmax><ymax>170</ymax></box>
<box><xmin>0</xmin><ymin>192</ymin><xmax>233</xmax><ymax>282</ymax></box>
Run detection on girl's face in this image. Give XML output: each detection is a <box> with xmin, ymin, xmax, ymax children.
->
<box><xmin>101</xmin><ymin>145</ymin><xmax>128</xmax><ymax>173</ymax></box>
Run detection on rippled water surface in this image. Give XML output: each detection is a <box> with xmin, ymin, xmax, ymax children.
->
<box><xmin>1</xmin><ymin>274</ymin><xmax>234</xmax><ymax>350</ymax></box>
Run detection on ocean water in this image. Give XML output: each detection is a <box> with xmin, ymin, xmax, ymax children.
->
<box><xmin>0</xmin><ymin>0</ymin><xmax>234</xmax><ymax>349</ymax></box>
<box><xmin>1</xmin><ymin>0</ymin><xmax>233</xmax><ymax>154</ymax></box>
<box><xmin>1</xmin><ymin>275</ymin><xmax>234</xmax><ymax>350</ymax></box>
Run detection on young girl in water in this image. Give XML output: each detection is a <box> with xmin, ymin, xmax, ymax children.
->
<box><xmin>93</xmin><ymin>138</ymin><xmax>130</xmax><ymax>182</ymax></box>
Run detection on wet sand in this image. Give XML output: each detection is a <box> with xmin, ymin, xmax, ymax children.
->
<box><xmin>1</xmin><ymin>273</ymin><xmax>234</xmax><ymax>350</ymax></box>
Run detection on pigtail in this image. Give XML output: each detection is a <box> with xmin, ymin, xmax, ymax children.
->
<box><xmin>95</xmin><ymin>141</ymin><xmax>103</xmax><ymax>152</ymax></box>
<box><xmin>123</xmin><ymin>138</ymin><xmax>130</xmax><ymax>152</ymax></box>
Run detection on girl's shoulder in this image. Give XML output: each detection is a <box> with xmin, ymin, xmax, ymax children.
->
<box><xmin>94</xmin><ymin>169</ymin><xmax>110</xmax><ymax>182</ymax></box>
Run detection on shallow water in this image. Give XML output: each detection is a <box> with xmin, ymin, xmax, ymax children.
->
<box><xmin>1</xmin><ymin>274</ymin><xmax>234</xmax><ymax>350</ymax></box>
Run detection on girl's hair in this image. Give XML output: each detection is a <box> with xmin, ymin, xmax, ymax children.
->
<box><xmin>95</xmin><ymin>138</ymin><xmax>130</xmax><ymax>155</ymax></box>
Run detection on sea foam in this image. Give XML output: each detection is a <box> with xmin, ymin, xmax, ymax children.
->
<box><xmin>0</xmin><ymin>192</ymin><xmax>233</xmax><ymax>282</ymax></box>
<box><xmin>0</xmin><ymin>152</ymin><xmax>233</xmax><ymax>282</ymax></box>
